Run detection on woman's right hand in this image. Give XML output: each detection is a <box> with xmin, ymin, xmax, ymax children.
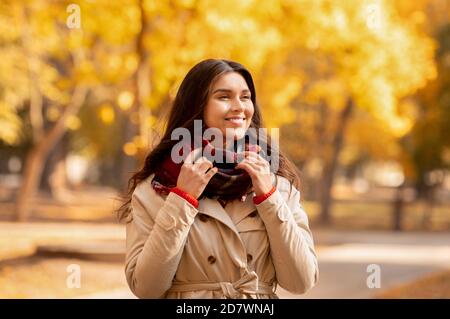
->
<box><xmin>176</xmin><ymin>148</ymin><xmax>218</xmax><ymax>199</ymax></box>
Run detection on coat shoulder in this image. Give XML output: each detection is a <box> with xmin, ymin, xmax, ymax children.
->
<box><xmin>273</xmin><ymin>174</ymin><xmax>300</xmax><ymax>199</ymax></box>
<box><xmin>133</xmin><ymin>174</ymin><xmax>155</xmax><ymax>199</ymax></box>
<box><xmin>132</xmin><ymin>174</ymin><xmax>166</xmax><ymax>217</ymax></box>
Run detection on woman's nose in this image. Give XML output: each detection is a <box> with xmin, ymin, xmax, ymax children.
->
<box><xmin>230</xmin><ymin>97</ymin><xmax>245</xmax><ymax>111</ymax></box>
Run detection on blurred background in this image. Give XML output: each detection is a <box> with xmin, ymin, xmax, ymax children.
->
<box><xmin>0</xmin><ymin>0</ymin><xmax>449</xmax><ymax>298</ymax></box>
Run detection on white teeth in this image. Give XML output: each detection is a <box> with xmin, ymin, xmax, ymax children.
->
<box><xmin>225</xmin><ymin>117</ymin><xmax>245</xmax><ymax>125</ymax></box>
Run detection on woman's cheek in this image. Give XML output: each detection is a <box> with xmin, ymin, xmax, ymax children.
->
<box><xmin>247</xmin><ymin>109</ymin><xmax>254</xmax><ymax>126</ymax></box>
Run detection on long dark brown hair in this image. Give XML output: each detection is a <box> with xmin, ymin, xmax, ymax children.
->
<box><xmin>116</xmin><ymin>59</ymin><xmax>301</xmax><ymax>222</ymax></box>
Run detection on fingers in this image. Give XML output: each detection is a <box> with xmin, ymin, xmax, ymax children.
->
<box><xmin>241</xmin><ymin>151</ymin><xmax>268</xmax><ymax>163</ymax></box>
<box><xmin>239</xmin><ymin>159</ymin><xmax>260</xmax><ymax>171</ymax></box>
<box><xmin>194</xmin><ymin>156</ymin><xmax>214</xmax><ymax>173</ymax></box>
<box><xmin>237</xmin><ymin>154</ymin><xmax>270</xmax><ymax>176</ymax></box>
<box><xmin>246</xmin><ymin>144</ymin><xmax>262</xmax><ymax>153</ymax></box>
<box><xmin>184</xmin><ymin>147</ymin><xmax>203</xmax><ymax>165</ymax></box>
<box><xmin>242</xmin><ymin>150</ymin><xmax>259</xmax><ymax>156</ymax></box>
<box><xmin>236</xmin><ymin>160</ymin><xmax>254</xmax><ymax>174</ymax></box>
<box><xmin>205</xmin><ymin>166</ymin><xmax>218</xmax><ymax>180</ymax></box>
<box><xmin>239</xmin><ymin>152</ymin><xmax>266</xmax><ymax>167</ymax></box>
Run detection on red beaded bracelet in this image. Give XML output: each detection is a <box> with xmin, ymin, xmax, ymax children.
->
<box><xmin>170</xmin><ymin>187</ymin><xmax>199</xmax><ymax>208</ymax></box>
<box><xmin>253</xmin><ymin>186</ymin><xmax>276</xmax><ymax>205</ymax></box>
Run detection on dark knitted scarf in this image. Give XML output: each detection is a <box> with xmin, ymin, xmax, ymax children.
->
<box><xmin>151</xmin><ymin>138</ymin><xmax>264</xmax><ymax>202</ymax></box>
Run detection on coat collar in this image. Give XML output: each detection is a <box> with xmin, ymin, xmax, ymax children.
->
<box><xmin>226</xmin><ymin>194</ymin><xmax>257</xmax><ymax>225</ymax></box>
<box><xmin>197</xmin><ymin>194</ymin><xmax>256</xmax><ymax>235</ymax></box>
<box><xmin>197</xmin><ymin>173</ymin><xmax>278</xmax><ymax>233</ymax></box>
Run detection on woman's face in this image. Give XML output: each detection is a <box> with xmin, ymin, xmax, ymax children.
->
<box><xmin>203</xmin><ymin>72</ymin><xmax>254</xmax><ymax>146</ymax></box>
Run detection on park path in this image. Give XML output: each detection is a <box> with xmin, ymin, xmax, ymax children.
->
<box><xmin>1</xmin><ymin>222</ymin><xmax>448</xmax><ymax>298</ymax></box>
<box><xmin>282</xmin><ymin>229</ymin><xmax>450</xmax><ymax>298</ymax></box>
<box><xmin>75</xmin><ymin>228</ymin><xmax>450</xmax><ymax>299</ymax></box>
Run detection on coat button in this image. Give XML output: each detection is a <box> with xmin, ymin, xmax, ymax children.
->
<box><xmin>207</xmin><ymin>255</ymin><xmax>216</xmax><ymax>264</ymax></box>
<box><xmin>199</xmin><ymin>214</ymin><xmax>208</xmax><ymax>222</ymax></box>
<box><xmin>248</xmin><ymin>211</ymin><xmax>257</xmax><ymax>218</ymax></box>
<box><xmin>246</xmin><ymin>254</ymin><xmax>253</xmax><ymax>263</ymax></box>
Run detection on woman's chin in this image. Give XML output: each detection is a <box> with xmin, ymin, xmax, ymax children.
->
<box><xmin>221</xmin><ymin>127</ymin><xmax>247</xmax><ymax>140</ymax></box>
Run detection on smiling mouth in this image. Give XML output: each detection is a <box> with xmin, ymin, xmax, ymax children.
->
<box><xmin>225</xmin><ymin>117</ymin><xmax>245</xmax><ymax>123</ymax></box>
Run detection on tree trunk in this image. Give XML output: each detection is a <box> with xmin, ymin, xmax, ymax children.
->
<box><xmin>319</xmin><ymin>98</ymin><xmax>354</xmax><ymax>225</ymax></box>
<box><xmin>40</xmin><ymin>133</ymin><xmax>69</xmax><ymax>193</ymax></box>
<box><xmin>15</xmin><ymin>86</ymin><xmax>88</xmax><ymax>222</ymax></box>
<box><xmin>119</xmin><ymin>0</ymin><xmax>151</xmax><ymax>190</ymax></box>
<box><xmin>421</xmin><ymin>185</ymin><xmax>435</xmax><ymax>230</ymax></box>
<box><xmin>392</xmin><ymin>183</ymin><xmax>405</xmax><ymax>231</ymax></box>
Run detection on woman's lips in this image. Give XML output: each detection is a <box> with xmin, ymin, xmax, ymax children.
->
<box><xmin>225</xmin><ymin>117</ymin><xmax>245</xmax><ymax>126</ymax></box>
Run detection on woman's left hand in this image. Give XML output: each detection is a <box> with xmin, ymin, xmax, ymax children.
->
<box><xmin>236</xmin><ymin>151</ymin><xmax>273</xmax><ymax>196</ymax></box>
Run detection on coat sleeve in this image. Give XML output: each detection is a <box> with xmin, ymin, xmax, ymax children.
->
<box><xmin>124</xmin><ymin>187</ymin><xmax>198</xmax><ymax>298</ymax></box>
<box><xmin>255</xmin><ymin>181</ymin><xmax>319</xmax><ymax>294</ymax></box>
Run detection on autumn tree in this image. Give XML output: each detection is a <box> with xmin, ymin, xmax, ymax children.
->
<box><xmin>0</xmin><ymin>0</ymin><xmax>439</xmax><ymax>224</ymax></box>
<box><xmin>271</xmin><ymin>0</ymin><xmax>436</xmax><ymax>224</ymax></box>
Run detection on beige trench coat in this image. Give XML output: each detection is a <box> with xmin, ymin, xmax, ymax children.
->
<box><xmin>125</xmin><ymin>173</ymin><xmax>319</xmax><ymax>299</ymax></box>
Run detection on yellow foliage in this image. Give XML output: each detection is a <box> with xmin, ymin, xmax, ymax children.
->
<box><xmin>65</xmin><ymin>115</ymin><xmax>81</xmax><ymax>131</ymax></box>
<box><xmin>45</xmin><ymin>106</ymin><xmax>60</xmax><ymax>122</ymax></box>
<box><xmin>0</xmin><ymin>101</ymin><xmax>21</xmax><ymax>145</ymax></box>
<box><xmin>98</xmin><ymin>104</ymin><xmax>115</xmax><ymax>124</ymax></box>
<box><xmin>0</xmin><ymin>0</ymin><xmax>440</xmax><ymax>169</ymax></box>
<box><xmin>123</xmin><ymin>142</ymin><xmax>137</xmax><ymax>156</ymax></box>
<box><xmin>117</xmin><ymin>91</ymin><xmax>134</xmax><ymax>111</ymax></box>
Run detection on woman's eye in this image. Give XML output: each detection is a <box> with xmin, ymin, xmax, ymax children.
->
<box><xmin>241</xmin><ymin>96</ymin><xmax>251</xmax><ymax>100</ymax></box>
<box><xmin>219</xmin><ymin>96</ymin><xmax>229</xmax><ymax>100</ymax></box>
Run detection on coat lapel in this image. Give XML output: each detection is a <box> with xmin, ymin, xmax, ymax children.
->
<box><xmin>197</xmin><ymin>197</ymin><xmax>241</xmax><ymax>236</ymax></box>
<box><xmin>226</xmin><ymin>195</ymin><xmax>257</xmax><ymax>225</ymax></box>
<box><xmin>197</xmin><ymin>195</ymin><xmax>257</xmax><ymax>235</ymax></box>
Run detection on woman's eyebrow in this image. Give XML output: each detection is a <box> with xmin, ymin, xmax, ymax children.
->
<box><xmin>212</xmin><ymin>88</ymin><xmax>251</xmax><ymax>94</ymax></box>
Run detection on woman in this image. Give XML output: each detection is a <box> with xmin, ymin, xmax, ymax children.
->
<box><xmin>118</xmin><ymin>59</ymin><xmax>318</xmax><ymax>299</ymax></box>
